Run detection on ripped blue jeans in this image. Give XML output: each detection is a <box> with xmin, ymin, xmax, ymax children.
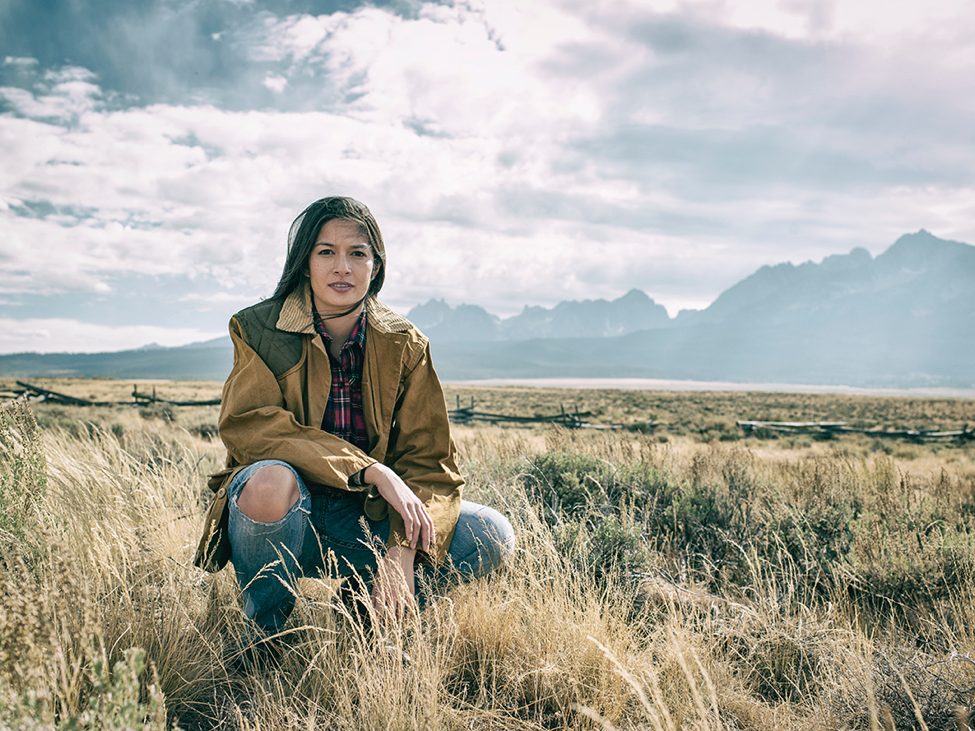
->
<box><xmin>227</xmin><ymin>460</ymin><xmax>515</xmax><ymax>634</ymax></box>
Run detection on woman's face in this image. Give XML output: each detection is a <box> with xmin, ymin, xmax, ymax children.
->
<box><xmin>307</xmin><ymin>218</ymin><xmax>377</xmax><ymax>316</ymax></box>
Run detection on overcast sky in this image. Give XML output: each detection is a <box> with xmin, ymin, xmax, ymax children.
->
<box><xmin>1</xmin><ymin>0</ymin><xmax>974</xmax><ymax>354</ymax></box>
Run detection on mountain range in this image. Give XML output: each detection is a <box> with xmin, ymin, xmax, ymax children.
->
<box><xmin>407</xmin><ymin>288</ymin><xmax>670</xmax><ymax>341</ymax></box>
<box><xmin>1</xmin><ymin>230</ymin><xmax>972</xmax><ymax>388</ymax></box>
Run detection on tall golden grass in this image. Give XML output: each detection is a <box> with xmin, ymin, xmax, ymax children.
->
<box><xmin>1</xmin><ymin>384</ymin><xmax>974</xmax><ymax>730</ymax></box>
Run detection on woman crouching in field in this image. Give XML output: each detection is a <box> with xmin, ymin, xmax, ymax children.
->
<box><xmin>193</xmin><ymin>196</ymin><xmax>514</xmax><ymax>661</ymax></box>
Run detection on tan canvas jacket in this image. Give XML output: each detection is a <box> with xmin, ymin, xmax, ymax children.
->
<box><xmin>193</xmin><ymin>282</ymin><xmax>463</xmax><ymax>572</ymax></box>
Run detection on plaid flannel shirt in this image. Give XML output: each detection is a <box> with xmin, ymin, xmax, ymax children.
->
<box><xmin>313</xmin><ymin>307</ymin><xmax>369</xmax><ymax>454</ymax></box>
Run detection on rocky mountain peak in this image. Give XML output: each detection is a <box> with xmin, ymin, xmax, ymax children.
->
<box><xmin>876</xmin><ymin>229</ymin><xmax>975</xmax><ymax>272</ymax></box>
<box><xmin>407</xmin><ymin>289</ymin><xmax>671</xmax><ymax>343</ymax></box>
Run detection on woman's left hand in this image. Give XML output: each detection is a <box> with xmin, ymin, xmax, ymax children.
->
<box><xmin>364</xmin><ymin>463</ymin><xmax>436</xmax><ymax>552</ymax></box>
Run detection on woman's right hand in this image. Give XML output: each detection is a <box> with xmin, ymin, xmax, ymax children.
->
<box><xmin>363</xmin><ymin>463</ymin><xmax>435</xmax><ymax>553</ymax></box>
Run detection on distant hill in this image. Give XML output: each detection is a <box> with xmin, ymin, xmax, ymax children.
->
<box><xmin>408</xmin><ymin>289</ymin><xmax>670</xmax><ymax>342</ymax></box>
<box><xmin>2</xmin><ymin>231</ymin><xmax>972</xmax><ymax>388</ymax></box>
<box><xmin>0</xmin><ymin>337</ymin><xmax>233</xmax><ymax>381</ymax></box>
<box><xmin>408</xmin><ymin>300</ymin><xmax>502</xmax><ymax>342</ymax></box>
<box><xmin>501</xmin><ymin>289</ymin><xmax>671</xmax><ymax>340</ymax></box>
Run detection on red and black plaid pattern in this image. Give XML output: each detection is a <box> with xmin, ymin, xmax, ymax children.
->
<box><xmin>313</xmin><ymin>307</ymin><xmax>369</xmax><ymax>452</ymax></box>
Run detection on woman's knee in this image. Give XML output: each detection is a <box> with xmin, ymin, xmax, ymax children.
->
<box><xmin>462</xmin><ymin>504</ymin><xmax>515</xmax><ymax>570</ymax></box>
<box><xmin>485</xmin><ymin>507</ymin><xmax>516</xmax><ymax>564</ymax></box>
<box><xmin>236</xmin><ymin>463</ymin><xmax>301</xmax><ymax>523</ymax></box>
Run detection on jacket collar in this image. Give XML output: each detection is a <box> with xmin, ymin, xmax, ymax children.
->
<box><xmin>276</xmin><ymin>281</ymin><xmax>412</xmax><ymax>335</ymax></box>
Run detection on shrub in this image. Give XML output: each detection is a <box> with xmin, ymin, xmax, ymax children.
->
<box><xmin>138</xmin><ymin>403</ymin><xmax>176</xmax><ymax>423</ymax></box>
<box><xmin>521</xmin><ymin>452</ymin><xmax>659</xmax><ymax>582</ymax></box>
<box><xmin>0</xmin><ymin>647</ymin><xmax>167</xmax><ymax>731</ymax></box>
<box><xmin>521</xmin><ymin>451</ymin><xmax>616</xmax><ymax>519</ymax></box>
<box><xmin>0</xmin><ymin>403</ymin><xmax>46</xmax><ymax>555</ymax></box>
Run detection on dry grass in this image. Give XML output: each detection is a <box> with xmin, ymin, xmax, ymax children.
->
<box><xmin>2</xmin><ymin>380</ymin><xmax>975</xmax><ymax>729</ymax></box>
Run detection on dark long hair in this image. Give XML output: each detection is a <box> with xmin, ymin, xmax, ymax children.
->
<box><xmin>272</xmin><ymin>197</ymin><xmax>386</xmax><ymax>308</ymax></box>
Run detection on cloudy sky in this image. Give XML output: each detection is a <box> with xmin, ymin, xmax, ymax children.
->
<box><xmin>1</xmin><ymin>0</ymin><xmax>974</xmax><ymax>354</ymax></box>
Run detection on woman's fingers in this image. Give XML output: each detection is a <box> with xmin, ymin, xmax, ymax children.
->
<box><xmin>405</xmin><ymin>501</ymin><xmax>434</xmax><ymax>551</ymax></box>
<box><xmin>370</xmin><ymin>464</ymin><xmax>436</xmax><ymax>551</ymax></box>
<box><xmin>399</xmin><ymin>502</ymin><xmax>416</xmax><ymax>548</ymax></box>
<box><xmin>418</xmin><ymin>508</ymin><xmax>434</xmax><ymax>552</ymax></box>
<box><xmin>394</xmin><ymin>491</ymin><xmax>432</xmax><ymax>550</ymax></box>
<box><xmin>410</xmin><ymin>502</ymin><xmax>436</xmax><ymax>551</ymax></box>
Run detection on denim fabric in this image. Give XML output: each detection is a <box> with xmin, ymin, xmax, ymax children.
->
<box><xmin>228</xmin><ymin>460</ymin><xmax>514</xmax><ymax>634</ymax></box>
<box><xmin>415</xmin><ymin>502</ymin><xmax>515</xmax><ymax>604</ymax></box>
<box><xmin>227</xmin><ymin>460</ymin><xmax>311</xmax><ymax>633</ymax></box>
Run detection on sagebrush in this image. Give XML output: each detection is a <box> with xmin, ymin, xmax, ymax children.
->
<box><xmin>2</xmin><ymin>383</ymin><xmax>975</xmax><ymax>730</ymax></box>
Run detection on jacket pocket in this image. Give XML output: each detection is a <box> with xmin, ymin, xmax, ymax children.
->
<box><xmin>363</xmin><ymin>485</ymin><xmax>389</xmax><ymax>522</ymax></box>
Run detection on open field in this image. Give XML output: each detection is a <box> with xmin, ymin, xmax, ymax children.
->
<box><xmin>2</xmin><ymin>379</ymin><xmax>975</xmax><ymax>729</ymax></box>
<box><xmin>6</xmin><ymin>376</ymin><xmax>974</xmax><ymax>434</ymax></box>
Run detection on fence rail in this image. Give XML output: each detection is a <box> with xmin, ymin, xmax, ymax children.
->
<box><xmin>1</xmin><ymin>381</ymin><xmax>220</xmax><ymax>408</ymax></box>
<box><xmin>447</xmin><ymin>396</ymin><xmax>621</xmax><ymax>429</ymax></box>
<box><xmin>737</xmin><ymin>420</ymin><xmax>974</xmax><ymax>443</ymax></box>
<box><xmin>3</xmin><ymin>383</ymin><xmax>970</xmax><ymax>443</ymax></box>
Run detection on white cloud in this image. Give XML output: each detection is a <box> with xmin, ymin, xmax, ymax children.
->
<box><xmin>0</xmin><ymin>318</ymin><xmax>224</xmax><ymax>354</ymax></box>
<box><xmin>250</xmin><ymin>12</ymin><xmax>335</xmax><ymax>63</ymax></box>
<box><xmin>262</xmin><ymin>73</ymin><xmax>287</xmax><ymax>93</ymax></box>
<box><xmin>0</xmin><ymin>66</ymin><xmax>102</xmax><ymax>122</ymax></box>
<box><xmin>3</xmin><ymin>56</ymin><xmax>39</xmax><ymax>67</ymax></box>
<box><xmin>684</xmin><ymin>0</ymin><xmax>973</xmax><ymax>44</ymax></box>
<box><xmin>1</xmin><ymin>0</ymin><xmax>974</xmax><ymax>354</ymax></box>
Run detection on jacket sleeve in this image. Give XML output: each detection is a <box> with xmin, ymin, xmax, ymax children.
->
<box><xmin>218</xmin><ymin>316</ymin><xmax>376</xmax><ymax>489</ymax></box>
<box><xmin>383</xmin><ymin>338</ymin><xmax>463</xmax><ymax>564</ymax></box>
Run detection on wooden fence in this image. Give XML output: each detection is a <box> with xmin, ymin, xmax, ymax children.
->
<box><xmin>3</xmin><ymin>383</ymin><xmax>969</xmax><ymax>443</ymax></box>
<box><xmin>447</xmin><ymin>396</ymin><xmax>622</xmax><ymax>429</ymax></box>
<box><xmin>737</xmin><ymin>420</ymin><xmax>974</xmax><ymax>443</ymax></box>
<box><xmin>1</xmin><ymin>381</ymin><xmax>221</xmax><ymax>408</ymax></box>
